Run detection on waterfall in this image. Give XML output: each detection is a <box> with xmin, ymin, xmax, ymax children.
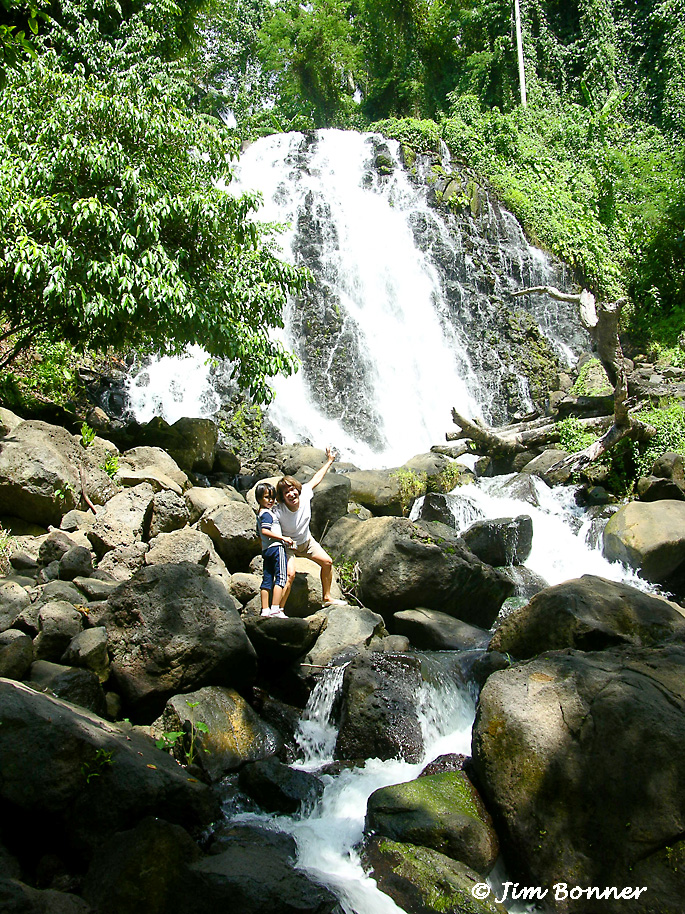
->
<box><xmin>127</xmin><ymin>128</ymin><xmax>587</xmax><ymax>468</ymax></box>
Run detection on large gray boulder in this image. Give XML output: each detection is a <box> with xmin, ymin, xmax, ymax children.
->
<box><xmin>471</xmin><ymin>645</ymin><xmax>685</xmax><ymax>912</ymax></box>
<box><xmin>603</xmin><ymin>500</ymin><xmax>685</xmax><ymax>591</ymax></box>
<box><xmin>86</xmin><ymin>482</ymin><xmax>156</xmax><ymax>558</ymax></box>
<box><xmin>0</xmin><ymin>420</ymin><xmax>116</xmax><ymax>527</ymax></box>
<box><xmin>344</xmin><ymin>469</ymin><xmax>404</xmax><ymax>516</ymax></box>
<box><xmin>136</xmin><ymin>416</ymin><xmax>218</xmax><ymax>475</ymax></box>
<box><xmin>0</xmin><ymin>679</ymin><xmax>219</xmax><ymax>855</ymax></box>
<box><xmin>335</xmin><ymin>652</ymin><xmax>425</xmax><ymax>762</ymax></box>
<box><xmin>97</xmin><ymin>562</ymin><xmax>257</xmax><ymax>718</ymax></box>
<box><xmin>244</xmin><ymin>614</ymin><xmax>327</xmax><ymax>665</ymax></box>
<box><xmin>83</xmin><ymin>819</ymin><xmax>341</xmax><ymax>914</ymax></box>
<box><xmin>308</xmin><ymin>473</ymin><xmax>351</xmax><ymax>540</ymax></box>
<box><xmin>489</xmin><ymin>575</ymin><xmax>685</xmax><ymax>659</ymax></box>
<box><xmin>198</xmin><ymin>500</ymin><xmax>261</xmax><ymax>572</ymax></box>
<box><xmin>0</xmin><ymin>580</ymin><xmax>31</xmax><ymax>633</ymax></box>
<box><xmin>391</xmin><ymin>609</ymin><xmax>490</xmax><ymax>651</ymax></box>
<box><xmin>304</xmin><ymin>604</ymin><xmax>387</xmax><ymax>668</ymax></box>
<box><xmin>185</xmin><ymin>485</ymin><xmax>245</xmax><ymax>524</ymax></box>
<box><xmin>118</xmin><ymin>446</ymin><xmax>189</xmax><ymax>494</ymax></box>
<box><xmin>323</xmin><ymin>516</ymin><xmax>513</xmax><ymax>627</ymax></box>
<box><xmin>144</xmin><ymin>526</ymin><xmax>231</xmax><ymax>587</ymax></box>
<box><xmin>461</xmin><ymin>515</ymin><xmax>533</xmax><ymax>566</ymax></box>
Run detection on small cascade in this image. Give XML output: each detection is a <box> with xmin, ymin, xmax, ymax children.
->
<box><xmin>295</xmin><ymin>663</ymin><xmax>347</xmax><ymax>767</ymax></box>
<box><xmin>426</xmin><ymin>475</ymin><xmax>654</xmax><ymax>593</ymax></box>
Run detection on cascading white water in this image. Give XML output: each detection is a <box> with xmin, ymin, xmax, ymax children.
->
<box><xmin>231</xmin><ymin>665</ymin><xmax>477</xmax><ymax>914</ymax></box>
<box><xmin>228</xmin><ymin>129</ymin><xmax>483</xmax><ymax>466</ymax></box>
<box><xmin>126</xmin><ymin>128</ymin><xmax>582</xmax><ymax>468</ymax></box>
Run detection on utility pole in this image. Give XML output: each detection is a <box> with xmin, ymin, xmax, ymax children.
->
<box><xmin>514</xmin><ymin>0</ymin><xmax>527</xmax><ymax>107</ymax></box>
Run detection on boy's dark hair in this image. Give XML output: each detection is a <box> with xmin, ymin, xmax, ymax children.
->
<box><xmin>276</xmin><ymin>476</ymin><xmax>302</xmax><ymax>503</ymax></box>
<box><xmin>255</xmin><ymin>481</ymin><xmax>276</xmax><ymax>503</ymax></box>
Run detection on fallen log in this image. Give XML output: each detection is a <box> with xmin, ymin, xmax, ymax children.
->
<box><xmin>447</xmin><ymin>409</ymin><xmax>613</xmax><ymax>455</ymax></box>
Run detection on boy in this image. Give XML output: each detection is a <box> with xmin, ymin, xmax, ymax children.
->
<box><xmin>256</xmin><ymin>481</ymin><xmax>294</xmax><ymax>618</ymax></box>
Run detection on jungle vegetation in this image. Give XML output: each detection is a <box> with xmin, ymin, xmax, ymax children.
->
<box><xmin>1</xmin><ymin>0</ymin><xmax>684</xmax><ymax>405</ymax></box>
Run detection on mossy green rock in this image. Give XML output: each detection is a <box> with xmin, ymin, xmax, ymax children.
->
<box><xmin>366</xmin><ymin>771</ymin><xmax>498</xmax><ymax>874</ymax></box>
<box><xmin>363</xmin><ymin>836</ymin><xmax>507</xmax><ymax>914</ymax></box>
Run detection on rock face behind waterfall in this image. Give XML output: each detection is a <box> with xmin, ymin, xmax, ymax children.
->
<box><xmin>244</xmin><ymin>130</ymin><xmax>587</xmax><ymax>451</ymax></box>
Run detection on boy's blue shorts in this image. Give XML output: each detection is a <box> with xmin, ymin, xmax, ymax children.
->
<box><xmin>262</xmin><ymin>543</ymin><xmax>287</xmax><ymax>591</ymax></box>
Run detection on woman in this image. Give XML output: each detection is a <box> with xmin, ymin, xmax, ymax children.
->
<box><xmin>274</xmin><ymin>447</ymin><xmax>346</xmax><ymax>608</ymax></box>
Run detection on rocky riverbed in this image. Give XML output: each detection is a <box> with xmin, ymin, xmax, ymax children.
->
<box><xmin>2</xmin><ymin>403</ymin><xmax>685</xmax><ymax>914</ymax></box>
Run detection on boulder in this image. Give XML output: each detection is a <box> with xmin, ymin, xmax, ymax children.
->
<box><xmin>0</xmin><ymin>878</ymin><xmax>92</xmax><ymax>913</ymax></box>
<box><xmin>29</xmin><ymin>659</ymin><xmax>108</xmax><ymax>716</ymax></box>
<box><xmin>461</xmin><ymin>515</ymin><xmax>533</xmax><ymax>566</ymax></box>
<box><xmin>136</xmin><ymin>416</ymin><xmax>218</xmax><ymax>475</ymax></box>
<box><xmin>118</xmin><ymin>445</ymin><xmax>189</xmax><ymax>494</ymax></box>
<box><xmin>308</xmin><ymin>472</ymin><xmax>351</xmax><ymax>540</ymax></box>
<box><xmin>0</xmin><ymin>580</ymin><xmax>31</xmax><ymax>633</ymax></box>
<box><xmin>281</xmin><ymin>445</ymin><xmax>328</xmax><ymax>476</ymax></box>
<box><xmin>471</xmin><ymin>645</ymin><xmax>685</xmax><ymax>911</ymax></box>
<box><xmin>82</xmin><ymin>817</ymin><xmax>201</xmax><ymax>914</ymax></box>
<box><xmin>0</xmin><ymin>406</ymin><xmax>23</xmax><ymax>437</ymax></box>
<box><xmin>229</xmin><ymin>572</ymin><xmax>262</xmax><ymax>606</ymax></box>
<box><xmin>365</xmin><ymin>771</ymin><xmax>499</xmax><ymax>874</ymax></box>
<box><xmin>0</xmin><ymin>679</ymin><xmax>219</xmax><ymax>855</ymax></box>
<box><xmin>145</xmin><ymin>489</ymin><xmax>191</xmax><ymax>538</ymax></box>
<box><xmin>344</xmin><ymin>469</ymin><xmax>404</xmax><ymax>516</ymax></box>
<box><xmin>144</xmin><ymin>527</ymin><xmax>231</xmax><ymax>588</ymax></box>
<box><xmin>152</xmin><ymin>686</ymin><xmax>281</xmax><ymax>781</ymax></box>
<box><xmin>185</xmin><ymin>485</ymin><xmax>245</xmax><ymax>524</ymax></box>
<box><xmin>363</xmin><ymin>837</ymin><xmax>507</xmax><ymax>914</ymax></box>
<box><xmin>304</xmin><ymin>604</ymin><xmax>387</xmax><ymax>668</ymax></box>
<box><xmin>391</xmin><ymin>609</ymin><xmax>490</xmax><ymax>652</ymax></box>
<box><xmin>603</xmin><ymin>500</ymin><xmax>685</xmax><ymax>591</ymax></box>
<box><xmin>96</xmin><ymin>542</ymin><xmax>149</xmax><ymax>582</ymax></box>
<box><xmin>520</xmin><ymin>448</ymin><xmax>572</xmax><ymax>485</ymax></box>
<box><xmin>86</xmin><ymin>483</ymin><xmax>155</xmax><ymax>558</ymax></box>
<box><xmin>244</xmin><ymin>614</ymin><xmax>327</xmax><ymax>665</ymax></box>
<box><xmin>0</xmin><ymin>629</ymin><xmax>33</xmax><ymax>680</ymax></box>
<box><xmin>97</xmin><ymin>562</ymin><xmax>256</xmax><ymax>718</ymax></box>
<box><xmin>323</xmin><ymin>516</ymin><xmax>513</xmax><ymax>628</ymax></box>
<box><xmin>61</xmin><ymin>627</ymin><xmax>110</xmax><ymax>683</ymax></box>
<box><xmin>59</xmin><ymin>545</ymin><xmax>94</xmax><ymax>580</ymax></box>
<box><xmin>335</xmin><ymin>652</ymin><xmax>425</xmax><ymax>763</ymax></box>
<box><xmin>190</xmin><ymin>824</ymin><xmax>341</xmax><ymax>914</ymax></box>
<box><xmin>33</xmin><ymin>601</ymin><xmax>84</xmax><ymax>662</ymax></box>
<box><xmin>637</xmin><ymin>451</ymin><xmax>685</xmax><ymax>502</ymax></box>
<box><xmin>238</xmin><ymin>757</ymin><xmax>324</xmax><ymax>814</ymax></box>
<box><xmin>198</xmin><ymin>501</ymin><xmax>261</xmax><ymax>572</ymax></box>
<box><xmin>489</xmin><ymin>575</ymin><xmax>685</xmax><ymax>659</ymax></box>
<box><xmin>0</xmin><ymin>420</ymin><xmax>116</xmax><ymax>527</ymax></box>
<box><xmin>415</xmin><ymin>492</ymin><xmax>457</xmax><ymax>527</ymax></box>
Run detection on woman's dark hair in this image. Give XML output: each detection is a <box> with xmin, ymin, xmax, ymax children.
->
<box><xmin>276</xmin><ymin>476</ymin><xmax>302</xmax><ymax>503</ymax></box>
<box><xmin>255</xmin><ymin>482</ymin><xmax>276</xmax><ymax>503</ymax></box>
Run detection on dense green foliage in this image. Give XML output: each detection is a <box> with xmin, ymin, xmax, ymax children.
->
<box><xmin>2</xmin><ymin>0</ymin><xmax>684</xmax><ymax>407</ymax></box>
<box><xmin>1</xmin><ymin>0</ymin><xmax>304</xmax><ymax>403</ymax></box>
<box><xmin>189</xmin><ymin>0</ymin><xmax>684</xmax><ymax>359</ymax></box>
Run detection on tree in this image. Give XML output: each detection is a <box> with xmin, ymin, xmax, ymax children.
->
<box><xmin>0</xmin><ymin>0</ymin><xmax>40</xmax><ymax>89</ymax></box>
<box><xmin>256</xmin><ymin>0</ymin><xmax>360</xmax><ymax>128</ymax></box>
<box><xmin>0</xmin><ymin>0</ymin><xmax>305</xmax><ymax>403</ymax></box>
